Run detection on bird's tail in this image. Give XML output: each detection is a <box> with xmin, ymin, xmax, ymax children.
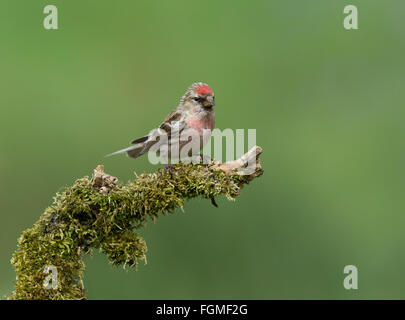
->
<box><xmin>105</xmin><ymin>143</ymin><xmax>145</xmax><ymax>159</ymax></box>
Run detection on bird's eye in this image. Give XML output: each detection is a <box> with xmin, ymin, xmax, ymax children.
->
<box><xmin>193</xmin><ymin>97</ymin><xmax>201</xmax><ymax>102</ymax></box>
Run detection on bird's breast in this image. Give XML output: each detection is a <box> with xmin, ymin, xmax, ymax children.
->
<box><xmin>187</xmin><ymin>115</ymin><xmax>215</xmax><ymax>133</ymax></box>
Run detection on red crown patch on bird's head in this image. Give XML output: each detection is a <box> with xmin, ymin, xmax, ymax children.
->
<box><xmin>196</xmin><ymin>83</ymin><xmax>213</xmax><ymax>95</ymax></box>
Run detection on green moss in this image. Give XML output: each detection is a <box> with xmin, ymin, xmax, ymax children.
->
<box><xmin>7</xmin><ymin>162</ymin><xmax>262</xmax><ymax>300</ymax></box>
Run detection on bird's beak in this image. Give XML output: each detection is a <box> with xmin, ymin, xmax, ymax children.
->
<box><xmin>203</xmin><ymin>97</ymin><xmax>215</xmax><ymax>108</ymax></box>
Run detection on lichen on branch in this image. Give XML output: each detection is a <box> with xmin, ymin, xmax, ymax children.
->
<box><xmin>8</xmin><ymin>146</ymin><xmax>263</xmax><ymax>300</ymax></box>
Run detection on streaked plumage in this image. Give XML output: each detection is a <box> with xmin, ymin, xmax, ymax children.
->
<box><xmin>106</xmin><ymin>82</ymin><xmax>216</xmax><ymax>162</ymax></box>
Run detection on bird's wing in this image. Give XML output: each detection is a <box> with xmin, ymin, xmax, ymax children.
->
<box><xmin>107</xmin><ymin>108</ymin><xmax>188</xmax><ymax>159</ymax></box>
<box><xmin>126</xmin><ymin>108</ymin><xmax>187</xmax><ymax>156</ymax></box>
<box><xmin>130</xmin><ymin>135</ymin><xmax>149</xmax><ymax>145</ymax></box>
<box><xmin>129</xmin><ymin>109</ymin><xmax>184</xmax><ymax>144</ymax></box>
<box><xmin>158</xmin><ymin>108</ymin><xmax>188</xmax><ymax>140</ymax></box>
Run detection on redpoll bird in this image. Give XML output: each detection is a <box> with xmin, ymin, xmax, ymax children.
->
<box><xmin>106</xmin><ymin>82</ymin><xmax>215</xmax><ymax>163</ymax></box>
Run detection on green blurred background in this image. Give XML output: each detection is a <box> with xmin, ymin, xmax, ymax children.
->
<box><xmin>1</xmin><ymin>0</ymin><xmax>404</xmax><ymax>299</ymax></box>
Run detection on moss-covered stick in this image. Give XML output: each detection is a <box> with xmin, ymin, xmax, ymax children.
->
<box><xmin>7</xmin><ymin>146</ymin><xmax>263</xmax><ymax>300</ymax></box>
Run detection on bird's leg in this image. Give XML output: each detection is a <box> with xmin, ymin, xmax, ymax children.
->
<box><xmin>199</xmin><ymin>154</ymin><xmax>212</xmax><ymax>164</ymax></box>
<box><xmin>187</xmin><ymin>154</ymin><xmax>213</xmax><ymax>165</ymax></box>
<box><xmin>164</xmin><ymin>163</ymin><xmax>174</xmax><ymax>178</ymax></box>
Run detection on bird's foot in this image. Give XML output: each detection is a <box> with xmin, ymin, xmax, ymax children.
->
<box><xmin>164</xmin><ymin>163</ymin><xmax>174</xmax><ymax>178</ymax></box>
<box><xmin>199</xmin><ymin>154</ymin><xmax>212</xmax><ymax>164</ymax></box>
<box><xmin>187</xmin><ymin>154</ymin><xmax>212</xmax><ymax>165</ymax></box>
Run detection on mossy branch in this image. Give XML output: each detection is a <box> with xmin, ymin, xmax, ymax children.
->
<box><xmin>8</xmin><ymin>146</ymin><xmax>263</xmax><ymax>300</ymax></box>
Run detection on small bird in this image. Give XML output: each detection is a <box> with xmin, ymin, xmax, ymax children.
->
<box><xmin>106</xmin><ymin>82</ymin><xmax>215</xmax><ymax>163</ymax></box>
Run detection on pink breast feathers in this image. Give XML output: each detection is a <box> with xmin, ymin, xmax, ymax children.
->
<box><xmin>187</xmin><ymin>116</ymin><xmax>215</xmax><ymax>134</ymax></box>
